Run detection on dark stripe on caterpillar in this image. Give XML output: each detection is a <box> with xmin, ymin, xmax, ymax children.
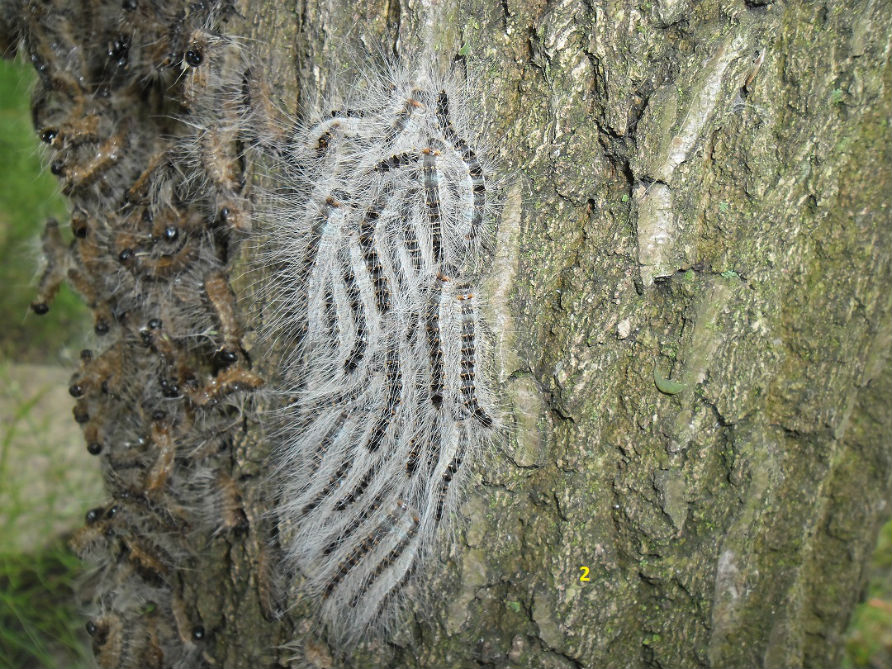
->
<box><xmin>401</xmin><ymin>191</ymin><xmax>423</xmax><ymax>274</ymax></box>
<box><xmin>365</xmin><ymin>347</ymin><xmax>402</xmax><ymax>452</ymax></box>
<box><xmin>436</xmin><ymin>90</ymin><xmax>487</xmax><ymax>244</ymax></box>
<box><xmin>383</xmin><ymin>92</ymin><xmax>423</xmax><ymax>145</ymax></box>
<box><xmin>348</xmin><ymin>502</ymin><xmax>419</xmax><ymax>608</ymax></box>
<box><xmin>405</xmin><ymin>437</ymin><xmax>421</xmax><ymax>476</ymax></box>
<box><xmin>305</xmin><ymin>413</ymin><xmax>347</xmax><ymax>479</ymax></box>
<box><xmin>302</xmin><ymin>457</ymin><xmax>353</xmax><ymax>514</ymax></box>
<box><xmin>342</xmin><ymin>257</ymin><xmax>368</xmax><ymax>373</ymax></box>
<box><xmin>426</xmin><ymin>280</ymin><xmax>445</xmax><ymax>409</ymax></box>
<box><xmin>322</xmin><ymin>486</ymin><xmax>389</xmax><ymax>557</ymax></box>
<box><xmin>422</xmin><ymin>147</ymin><xmax>442</xmax><ymax>266</ymax></box>
<box><xmin>435</xmin><ymin>432</ymin><xmax>468</xmax><ymax>521</ymax></box>
<box><xmin>374</xmin><ymin>152</ymin><xmax>418</xmax><ymax>172</ymax></box>
<box><xmin>458</xmin><ymin>288</ymin><xmax>493</xmax><ymax>428</ymax></box>
<box><xmin>358</xmin><ymin>198</ymin><xmax>391</xmax><ymax>314</ymax></box>
<box><xmin>334</xmin><ymin>466</ymin><xmax>376</xmax><ymax>511</ymax></box>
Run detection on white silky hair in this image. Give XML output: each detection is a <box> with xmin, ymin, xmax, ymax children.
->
<box><xmin>252</xmin><ymin>55</ymin><xmax>505</xmax><ymax>643</ymax></box>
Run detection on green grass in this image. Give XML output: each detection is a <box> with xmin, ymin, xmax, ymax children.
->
<box><xmin>0</xmin><ymin>545</ymin><xmax>94</xmax><ymax>669</ymax></box>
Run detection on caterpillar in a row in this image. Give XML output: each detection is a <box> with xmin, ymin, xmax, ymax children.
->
<box><xmin>256</xmin><ymin>59</ymin><xmax>503</xmax><ymax>643</ymax></box>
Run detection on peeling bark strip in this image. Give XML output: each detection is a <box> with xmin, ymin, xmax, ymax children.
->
<box><xmin>257</xmin><ymin>58</ymin><xmax>501</xmax><ymax>643</ymax></box>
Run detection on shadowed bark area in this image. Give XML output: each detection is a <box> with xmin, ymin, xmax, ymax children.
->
<box><xmin>7</xmin><ymin>0</ymin><xmax>890</xmax><ymax>667</ymax></box>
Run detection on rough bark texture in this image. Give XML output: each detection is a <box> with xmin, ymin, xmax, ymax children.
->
<box><xmin>11</xmin><ymin>0</ymin><xmax>892</xmax><ymax>667</ymax></box>
<box><xmin>247</xmin><ymin>2</ymin><xmax>891</xmax><ymax>667</ymax></box>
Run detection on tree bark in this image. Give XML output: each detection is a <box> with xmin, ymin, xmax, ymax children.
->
<box><xmin>10</xmin><ymin>0</ymin><xmax>892</xmax><ymax>667</ymax></box>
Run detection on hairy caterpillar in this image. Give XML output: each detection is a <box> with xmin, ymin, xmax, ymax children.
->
<box><xmin>15</xmin><ymin>1</ymin><xmax>263</xmax><ymax>667</ymax></box>
<box><xmin>256</xmin><ymin>57</ymin><xmax>503</xmax><ymax>643</ymax></box>
<box><xmin>15</xmin><ymin>0</ymin><xmax>505</xmax><ymax>656</ymax></box>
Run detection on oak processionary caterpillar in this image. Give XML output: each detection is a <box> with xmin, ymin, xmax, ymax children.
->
<box><xmin>17</xmin><ymin>0</ymin><xmax>503</xmax><ymax>650</ymax></box>
<box><xmin>257</xmin><ymin>58</ymin><xmax>503</xmax><ymax>642</ymax></box>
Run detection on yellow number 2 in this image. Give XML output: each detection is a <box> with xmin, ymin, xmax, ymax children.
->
<box><xmin>579</xmin><ymin>566</ymin><xmax>590</xmax><ymax>582</ymax></box>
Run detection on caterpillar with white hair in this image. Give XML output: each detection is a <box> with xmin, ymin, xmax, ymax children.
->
<box><xmin>255</xmin><ymin>58</ymin><xmax>503</xmax><ymax>642</ymax></box>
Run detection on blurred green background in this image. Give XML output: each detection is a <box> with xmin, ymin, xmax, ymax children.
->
<box><xmin>0</xmin><ymin>55</ymin><xmax>888</xmax><ymax>669</ymax></box>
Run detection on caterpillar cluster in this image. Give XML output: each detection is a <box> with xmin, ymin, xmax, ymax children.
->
<box><xmin>7</xmin><ymin>1</ymin><xmax>264</xmax><ymax>667</ymax></box>
<box><xmin>257</xmin><ymin>62</ymin><xmax>502</xmax><ymax>642</ymax></box>
<box><xmin>8</xmin><ymin>0</ymin><xmax>504</xmax><ymax>653</ymax></box>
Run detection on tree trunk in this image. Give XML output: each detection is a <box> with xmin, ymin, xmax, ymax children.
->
<box><xmin>9</xmin><ymin>0</ymin><xmax>891</xmax><ymax>667</ymax></box>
